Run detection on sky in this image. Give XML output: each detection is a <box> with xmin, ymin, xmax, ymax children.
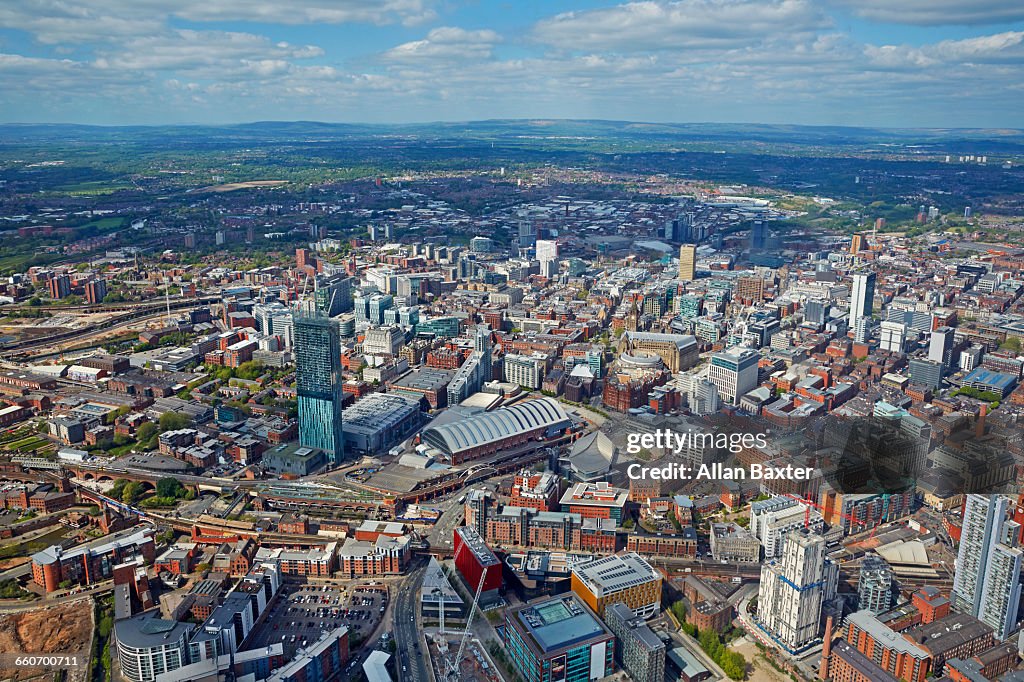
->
<box><xmin>0</xmin><ymin>0</ymin><xmax>1023</xmax><ymax>128</ymax></box>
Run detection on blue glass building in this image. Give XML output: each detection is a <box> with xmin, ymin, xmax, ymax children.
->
<box><xmin>293</xmin><ymin>306</ymin><xmax>344</xmax><ymax>464</ymax></box>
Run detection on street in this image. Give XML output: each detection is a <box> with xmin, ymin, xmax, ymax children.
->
<box><xmin>394</xmin><ymin>565</ymin><xmax>429</xmax><ymax>682</ymax></box>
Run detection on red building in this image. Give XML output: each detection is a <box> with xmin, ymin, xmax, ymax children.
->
<box><xmin>32</xmin><ymin>528</ymin><xmax>155</xmax><ymax>593</ymax></box>
<box><xmin>510</xmin><ymin>469</ymin><xmax>560</xmax><ymax>511</ymax></box>
<box><xmin>453</xmin><ymin>526</ymin><xmax>503</xmax><ymax>596</ymax></box>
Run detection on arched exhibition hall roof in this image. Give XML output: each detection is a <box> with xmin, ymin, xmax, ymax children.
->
<box><xmin>422</xmin><ymin>397</ymin><xmax>569</xmax><ymax>456</ymax></box>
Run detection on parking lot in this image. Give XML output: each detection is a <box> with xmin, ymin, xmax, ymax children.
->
<box><xmin>343</xmin><ymin>582</ymin><xmax>388</xmax><ymax>641</ymax></box>
<box><xmin>245</xmin><ymin>582</ymin><xmax>388</xmax><ymax>659</ymax></box>
<box><xmin>246</xmin><ymin>584</ymin><xmax>349</xmax><ymax>658</ymax></box>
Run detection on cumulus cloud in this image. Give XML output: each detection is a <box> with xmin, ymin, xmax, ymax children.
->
<box><xmin>381</xmin><ymin>27</ymin><xmax>503</xmax><ymax>63</ymax></box>
<box><xmin>532</xmin><ymin>0</ymin><xmax>830</xmax><ymax>52</ymax></box>
<box><xmin>0</xmin><ymin>0</ymin><xmax>1022</xmax><ymax>126</ymax></box>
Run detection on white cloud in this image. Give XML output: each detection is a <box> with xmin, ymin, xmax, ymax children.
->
<box><xmin>532</xmin><ymin>0</ymin><xmax>830</xmax><ymax>52</ymax></box>
<box><xmin>865</xmin><ymin>31</ymin><xmax>1024</xmax><ymax>69</ymax></box>
<box><xmin>0</xmin><ymin>0</ymin><xmax>435</xmax><ymax>44</ymax></box>
<box><xmin>832</xmin><ymin>0</ymin><xmax>1024</xmax><ymax>26</ymax></box>
<box><xmin>381</xmin><ymin>27</ymin><xmax>502</xmax><ymax>63</ymax></box>
<box><xmin>94</xmin><ymin>30</ymin><xmax>323</xmax><ymax>74</ymax></box>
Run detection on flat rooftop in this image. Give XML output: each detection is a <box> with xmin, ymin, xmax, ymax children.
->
<box><xmin>514</xmin><ymin>594</ymin><xmax>608</xmax><ymax>653</ymax></box>
<box><xmin>571</xmin><ymin>552</ymin><xmax>659</xmax><ymax>596</ymax></box>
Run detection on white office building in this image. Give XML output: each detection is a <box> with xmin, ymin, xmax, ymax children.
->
<box><xmin>708</xmin><ymin>347</ymin><xmax>759</xmax><ymax>405</ymax></box>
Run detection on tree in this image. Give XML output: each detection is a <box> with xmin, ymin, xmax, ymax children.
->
<box><xmin>156</xmin><ymin>478</ymin><xmax>185</xmax><ymax>499</ymax></box>
<box><xmin>136</xmin><ymin>422</ymin><xmax>158</xmax><ymax>443</ymax></box>
<box><xmin>158</xmin><ymin>412</ymin><xmax>190</xmax><ymax>432</ymax></box>
<box><xmin>109</xmin><ymin>479</ymin><xmax>130</xmax><ymax>500</ymax></box>
<box><xmin>122</xmin><ymin>481</ymin><xmax>144</xmax><ymax>505</ymax></box>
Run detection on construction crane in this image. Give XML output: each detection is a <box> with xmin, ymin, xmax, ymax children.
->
<box><xmin>437</xmin><ymin>536</ymin><xmax>469</xmax><ymax>636</ymax></box>
<box><xmin>444</xmin><ymin>565</ymin><xmax>488</xmax><ymax>682</ymax></box>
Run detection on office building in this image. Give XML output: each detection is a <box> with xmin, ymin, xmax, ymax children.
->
<box><xmin>536</xmin><ymin>239</ymin><xmax>559</xmax><ymax>264</ymax></box>
<box><xmin>929</xmin><ymin>326</ymin><xmax>956</xmax><ymax>371</ymax></box>
<box><xmin>850</xmin><ymin>271</ymin><xmax>876</xmax><ymax>332</ymax></box>
<box><xmin>708</xmin><ymin>347</ymin><xmax>759</xmax><ymax>405</ymax></box>
<box><xmin>751</xmin><ymin>219</ymin><xmax>769</xmax><ymax>251</ymax></box>
<box><xmin>908</xmin><ymin>358</ymin><xmax>943</xmax><ymax>390</ymax></box>
<box><xmin>679</xmin><ymin>244</ymin><xmax>696</xmax><ymax>281</ymax></box>
<box><xmin>559</xmin><ymin>482</ymin><xmax>629</xmax><ymax>524</ymax></box>
<box><xmin>505</xmin><ymin>353</ymin><xmax>547</xmax><ymax>390</ymax></box>
<box><xmin>315</xmin><ymin>276</ymin><xmax>353</xmax><ymax>316</ymax></box>
<box><xmin>504</xmin><ymin>594</ymin><xmax>614</xmax><ymax>682</ymax></box>
<box><xmin>757</xmin><ymin>530</ymin><xmax>836</xmax><ymax>652</ymax></box>
<box><xmin>710</xmin><ymin>522</ymin><xmax>760</xmax><ymax>563</ymax></box>
<box><xmin>453</xmin><ymin>525</ymin><xmax>503</xmax><ymax>601</ymax></box>
<box><xmin>362</xmin><ymin>325</ymin><xmax>405</xmax><ymax>356</ymax></box>
<box><xmin>953</xmin><ymin>495</ymin><xmax>1023</xmax><ymax>640</ymax></box>
<box><xmin>880</xmin><ymin>321</ymin><xmax>906</xmax><ymax>354</ymax></box>
<box><xmin>805</xmin><ymin>299</ymin><xmax>829</xmax><ymax>328</ymax></box>
<box><xmin>570</xmin><ymin>552</ymin><xmax>662</xmax><ymax>619</ymax></box>
<box><xmin>293</xmin><ymin>306</ymin><xmax>344</xmax><ymax>463</ymax></box>
<box><xmin>604</xmin><ymin>603</ymin><xmax>665</xmax><ymax>682</ymax></box>
<box><xmin>858</xmin><ymin>555</ymin><xmax>895</xmax><ymax>614</ymax></box>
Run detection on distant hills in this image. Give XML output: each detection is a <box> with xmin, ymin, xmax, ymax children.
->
<box><xmin>1</xmin><ymin>119</ymin><xmax>1023</xmax><ymax>155</ymax></box>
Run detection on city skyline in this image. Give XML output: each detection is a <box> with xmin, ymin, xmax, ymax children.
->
<box><xmin>1</xmin><ymin>0</ymin><xmax>1023</xmax><ymax>127</ymax></box>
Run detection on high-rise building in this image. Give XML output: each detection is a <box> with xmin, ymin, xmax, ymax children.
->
<box><xmin>880</xmin><ymin>321</ymin><xmax>906</xmax><ymax>354</ymax></box>
<box><xmin>850</xmin><ymin>271</ymin><xmax>876</xmax><ymax>332</ymax></box>
<box><xmin>47</xmin><ymin>273</ymin><xmax>71</xmax><ymax>299</ymax></box>
<box><xmin>908</xmin><ymin>358</ymin><xmax>943</xmax><ymax>390</ymax></box>
<box><xmin>757</xmin><ymin>530</ymin><xmax>836</xmax><ymax>652</ymax></box>
<box><xmin>953</xmin><ymin>495</ymin><xmax>1023</xmax><ymax>640</ymax></box>
<box><xmin>751</xmin><ymin>219</ymin><xmax>769</xmax><ymax>251</ymax></box>
<box><xmin>293</xmin><ymin>306</ymin><xmax>344</xmax><ymax>463</ymax></box>
<box><xmin>857</xmin><ymin>555</ymin><xmax>895</xmax><ymax>614</ymax></box>
<box><xmin>315</xmin><ymin>276</ymin><xmax>353</xmax><ymax>316</ymax></box>
<box><xmin>85</xmin><ymin>278</ymin><xmax>108</xmax><ymax>304</ymax></box>
<box><xmin>805</xmin><ymin>300</ymin><xmax>829</xmax><ymax>328</ymax></box>
<box><xmin>928</xmin><ymin>326</ymin><xmax>956</xmax><ymax>371</ymax></box>
<box><xmin>504</xmin><ymin>353</ymin><xmax>546</xmax><ymax>390</ymax></box>
<box><xmin>708</xmin><ymin>347</ymin><xmax>759</xmax><ymax>406</ymax></box>
<box><xmin>536</xmin><ymin>239</ymin><xmax>559</xmax><ymax>264</ymax></box>
<box><xmin>678</xmin><ymin>244</ymin><xmax>696</xmax><ymax>281</ymax></box>
<box><xmin>604</xmin><ymin>603</ymin><xmax>665</xmax><ymax>682</ymax></box>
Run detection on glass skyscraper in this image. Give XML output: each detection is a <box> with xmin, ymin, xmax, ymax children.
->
<box><xmin>293</xmin><ymin>305</ymin><xmax>344</xmax><ymax>464</ymax></box>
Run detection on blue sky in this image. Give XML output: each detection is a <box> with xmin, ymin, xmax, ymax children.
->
<box><xmin>0</xmin><ymin>0</ymin><xmax>1022</xmax><ymax>127</ymax></box>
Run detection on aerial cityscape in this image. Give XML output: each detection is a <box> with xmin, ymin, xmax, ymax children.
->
<box><xmin>1</xmin><ymin>3</ymin><xmax>1024</xmax><ymax>682</ymax></box>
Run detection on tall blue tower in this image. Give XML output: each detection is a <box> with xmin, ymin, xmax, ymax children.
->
<box><xmin>293</xmin><ymin>304</ymin><xmax>344</xmax><ymax>464</ymax></box>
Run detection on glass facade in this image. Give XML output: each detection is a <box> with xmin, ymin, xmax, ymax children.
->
<box><xmin>293</xmin><ymin>308</ymin><xmax>344</xmax><ymax>463</ymax></box>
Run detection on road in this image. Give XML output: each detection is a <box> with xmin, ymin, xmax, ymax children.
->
<box><xmin>394</xmin><ymin>566</ymin><xmax>429</xmax><ymax>682</ymax></box>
